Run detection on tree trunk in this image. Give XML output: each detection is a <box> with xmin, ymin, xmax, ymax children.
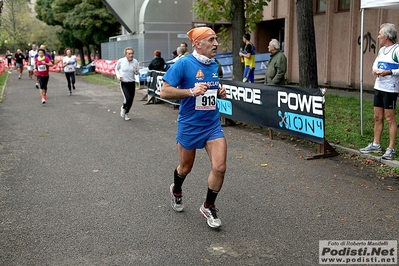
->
<box><xmin>231</xmin><ymin>0</ymin><xmax>245</xmax><ymax>81</ymax></box>
<box><xmin>78</xmin><ymin>44</ymin><xmax>85</xmax><ymax>66</ymax></box>
<box><xmin>295</xmin><ymin>0</ymin><xmax>318</xmax><ymax>88</ymax></box>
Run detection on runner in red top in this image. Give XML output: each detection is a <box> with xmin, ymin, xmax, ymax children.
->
<box><xmin>34</xmin><ymin>48</ymin><xmax>53</xmax><ymax>104</ymax></box>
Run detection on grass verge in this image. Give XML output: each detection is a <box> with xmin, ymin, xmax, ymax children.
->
<box><xmin>0</xmin><ymin>71</ymin><xmax>9</xmax><ymax>102</ymax></box>
<box><xmin>324</xmin><ymin>94</ymin><xmax>380</xmax><ymax>150</ymax></box>
<box><xmin>81</xmin><ymin>73</ymin><xmax>119</xmax><ymax>87</ymax></box>
<box><xmin>324</xmin><ymin>93</ymin><xmax>399</xmax><ymax>177</ymax></box>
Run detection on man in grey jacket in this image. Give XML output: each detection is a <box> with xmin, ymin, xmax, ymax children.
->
<box><xmin>265</xmin><ymin>39</ymin><xmax>287</xmax><ymax>85</ymax></box>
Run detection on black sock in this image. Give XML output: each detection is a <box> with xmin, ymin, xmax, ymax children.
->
<box><xmin>205</xmin><ymin>188</ymin><xmax>219</xmax><ymax>207</ymax></box>
<box><xmin>173</xmin><ymin>168</ymin><xmax>186</xmax><ymax>194</ymax></box>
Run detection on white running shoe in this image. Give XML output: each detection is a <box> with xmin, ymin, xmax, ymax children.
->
<box><xmin>360</xmin><ymin>143</ymin><xmax>382</xmax><ymax>153</ymax></box>
<box><xmin>120</xmin><ymin>106</ymin><xmax>125</xmax><ymax>118</ymax></box>
<box><xmin>124</xmin><ymin>114</ymin><xmax>131</xmax><ymax>121</ymax></box>
<box><xmin>200</xmin><ymin>203</ymin><xmax>222</xmax><ymax>228</ymax></box>
<box><xmin>169</xmin><ymin>184</ymin><xmax>184</xmax><ymax>212</ymax></box>
<box><xmin>382</xmin><ymin>147</ymin><xmax>396</xmax><ymax>160</ymax></box>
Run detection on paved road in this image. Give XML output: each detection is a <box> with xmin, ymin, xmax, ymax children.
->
<box><xmin>0</xmin><ymin>72</ymin><xmax>398</xmax><ymax>265</ymax></box>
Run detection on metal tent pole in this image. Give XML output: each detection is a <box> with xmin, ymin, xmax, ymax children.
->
<box><xmin>360</xmin><ymin>8</ymin><xmax>364</xmax><ymax>136</ymax></box>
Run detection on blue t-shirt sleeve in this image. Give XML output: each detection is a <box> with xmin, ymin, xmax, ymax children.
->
<box><xmin>163</xmin><ymin>59</ymin><xmax>185</xmax><ymax>87</ymax></box>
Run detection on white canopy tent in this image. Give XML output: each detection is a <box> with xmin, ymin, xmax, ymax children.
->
<box><xmin>360</xmin><ymin>0</ymin><xmax>399</xmax><ymax>135</ymax></box>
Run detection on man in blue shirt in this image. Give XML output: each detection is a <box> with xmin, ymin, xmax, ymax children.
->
<box><xmin>161</xmin><ymin>27</ymin><xmax>227</xmax><ymax>229</ymax></box>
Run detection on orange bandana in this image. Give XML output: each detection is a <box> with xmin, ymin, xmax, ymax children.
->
<box><xmin>187</xmin><ymin>27</ymin><xmax>216</xmax><ymax>44</ymax></box>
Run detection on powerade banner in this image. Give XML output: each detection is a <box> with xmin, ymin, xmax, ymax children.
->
<box><xmin>219</xmin><ymin>80</ymin><xmax>325</xmax><ymax>144</ymax></box>
<box><xmin>147</xmin><ymin>71</ymin><xmax>325</xmax><ymax>144</ymax></box>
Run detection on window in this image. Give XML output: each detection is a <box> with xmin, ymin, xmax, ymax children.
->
<box><xmin>336</xmin><ymin>0</ymin><xmax>350</xmax><ymax>12</ymax></box>
<box><xmin>339</xmin><ymin>0</ymin><xmax>350</xmax><ymax>10</ymax></box>
<box><xmin>316</xmin><ymin>0</ymin><xmax>327</xmax><ymax>13</ymax></box>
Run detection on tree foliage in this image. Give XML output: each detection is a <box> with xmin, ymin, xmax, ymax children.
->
<box><xmin>1</xmin><ymin>0</ymin><xmax>60</xmax><ymax>52</ymax></box>
<box><xmin>192</xmin><ymin>0</ymin><xmax>269</xmax><ymax>35</ymax></box>
<box><xmin>192</xmin><ymin>0</ymin><xmax>270</xmax><ymax>80</ymax></box>
<box><xmin>35</xmin><ymin>0</ymin><xmax>120</xmax><ymax>63</ymax></box>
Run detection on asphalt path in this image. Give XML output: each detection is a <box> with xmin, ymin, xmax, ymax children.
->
<box><xmin>0</xmin><ymin>72</ymin><xmax>398</xmax><ymax>265</ymax></box>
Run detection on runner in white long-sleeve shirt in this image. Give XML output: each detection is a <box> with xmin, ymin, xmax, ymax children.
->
<box><xmin>115</xmin><ymin>47</ymin><xmax>139</xmax><ymax>121</ymax></box>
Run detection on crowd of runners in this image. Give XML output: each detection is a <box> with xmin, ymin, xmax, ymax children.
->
<box><xmin>3</xmin><ymin>44</ymin><xmax>77</xmax><ymax>104</ymax></box>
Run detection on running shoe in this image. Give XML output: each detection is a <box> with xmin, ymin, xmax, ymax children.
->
<box><xmin>18</xmin><ymin>75</ymin><xmax>21</xmax><ymax>79</ymax></box>
<box><xmin>124</xmin><ymin>114</ymin><xmax>131</xmax><ymax>121</ymax></box>
<box><xmin>41</xmin><ymin>97</ymin><xmax>46</xmax><ymax>104</ymax></box>
<box><xmin>169</xmin><ymin>184</ymin><xmax>184</xmax><ymax>212</ymax></box>
<box><xmin>120</xmin><ymin>106</ymin><xmax>125</xmax><ymax>118</ymax></box>
<box><xmin>382</xmin><ymin>147</ymin><xmax>396</xmax><ymax>160</ymax></box>
<box><xmin>35</xmin><ymin>83</ymin><xmax>39</xmax><ymax>89</ymax></box>
<box><xmin>69</xmin><ymin>91</ymin><xmax>72</xmax><ymax>96</ymax></box>
<box><xmin>359</xmin><ymin>143</ymin><xmax>382</xmax><ymax>153</ymax></box>
<box><xmin>200</xmin><ymin>203</ymin><xmax>222</xmax><ymax>228</ymax></box>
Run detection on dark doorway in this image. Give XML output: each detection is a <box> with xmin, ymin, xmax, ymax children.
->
<box><xmin>257</xmin><ymin>19</ymin><xmax>285</xmax><ymax>53</ymax></box>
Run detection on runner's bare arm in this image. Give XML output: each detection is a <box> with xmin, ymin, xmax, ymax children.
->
<box><xmin>161</xmin><ymin>81</ymin><xmax>209</xmax><ymax>99</ymax></box>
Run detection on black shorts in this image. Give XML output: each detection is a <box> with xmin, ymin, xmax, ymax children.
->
<box><xmin>37</xmin><ymin>76</ymin><xmax>49</xmax><ymax>90</ymax></box>
<box><xmin>374</xmin><ymin>90</ymin><xmax>398</xmax><ymax>109</ymax></box>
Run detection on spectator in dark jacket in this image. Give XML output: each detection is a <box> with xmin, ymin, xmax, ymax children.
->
<box><xmin>148</xmin><ymin>50</ymin><xmax>166</xmax><ymax>71</ymax></box>
<box><xmin>264</xmin><ymin>39</ymin><xmax>287</xmax><ymax>85</ymax></box>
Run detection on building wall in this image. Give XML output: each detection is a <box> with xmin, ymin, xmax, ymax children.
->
<box><xmin>137</xmin><ymin>0</ymin><xmax>193</xmax><ymax>62</ymax></box>
<box><xmin>259</xmin><ymin>1</ymin><xmax>399</xmax><ymax>91</ymax></box>
<box><xmin>102</xmin><ymin>0</ymin><xmax>193</xmax><ymax>63</ymax></box>
<box><xmin>102</xmin><ymin>0</ymin><xmax>399</xmax><ymax>90</ymax></box>
<box><xmin>101</xmin><ymin>39</ymin><xmax>139</xmax><ymax>61</ymax></box>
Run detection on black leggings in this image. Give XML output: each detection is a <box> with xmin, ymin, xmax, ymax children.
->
<box><xmin>120</xmin><ymin>81</ymin><xmax>136</xmax><ymax>114</ymax></box>
<box><xmin>38</xmin><ymin>75</ymin><xmax>49</xmax><ymax>90</ymax></box>
<box><xmin>65</xmin><ymin>72</ymin><xmax>76</xmax><ymax>90</ymax></box>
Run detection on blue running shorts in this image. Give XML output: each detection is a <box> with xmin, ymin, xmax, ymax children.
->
<box><xmin>177</xmin><ymin>121</ymin><xmax>225</xmax><ymax>150</ymax></box>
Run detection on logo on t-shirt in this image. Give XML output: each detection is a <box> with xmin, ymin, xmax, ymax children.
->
<box><xmin>196</xmin><ymin>69</ymin><xmax>205</xmax><ymax>80</ymax></box>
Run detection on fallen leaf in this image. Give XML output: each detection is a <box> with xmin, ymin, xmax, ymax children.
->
<box><xmin>260</xmin><ymin>164</ymin><xmax>268</xmax><ymax>167</ymax></box>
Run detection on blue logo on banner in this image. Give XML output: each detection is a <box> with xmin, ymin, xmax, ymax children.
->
<box><xmin>218</xmin><ymin>99</ymin><xmax>232</xmax><ymax>115</ymax></box>
<box><xmin>278</xmin><ymin>110</ymin><xmax>324</xmax><ymax>138</ymax></box>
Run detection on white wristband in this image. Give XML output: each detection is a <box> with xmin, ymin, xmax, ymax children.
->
<box><xmin>189</xmin><ymin>88</ymin><xmax>195</xmax><ymax>97</ymax></box>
